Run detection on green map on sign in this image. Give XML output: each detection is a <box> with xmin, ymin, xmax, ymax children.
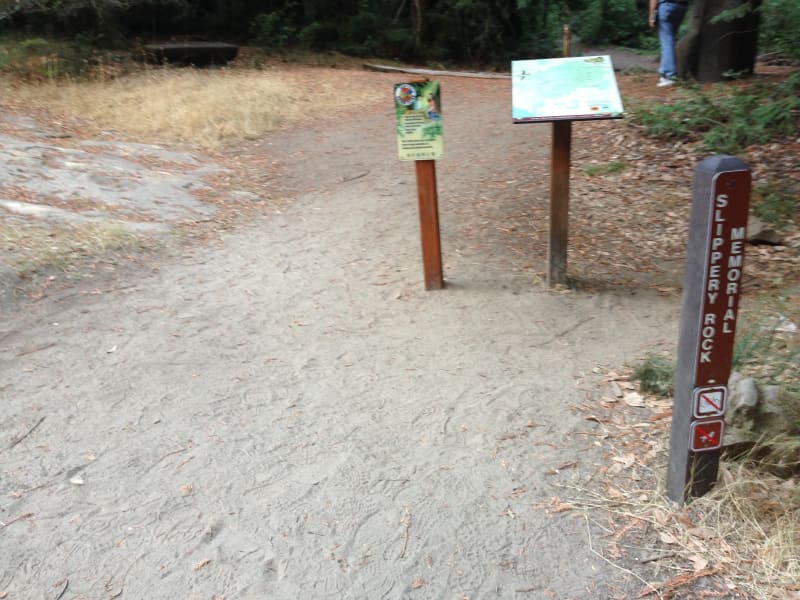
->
<box><xmin>512</xmin><ymin>56</ymin><xmax>624</xmax><ymax>123</ymax></box>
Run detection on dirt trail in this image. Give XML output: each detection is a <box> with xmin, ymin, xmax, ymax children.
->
<box><xmin>1</xmin><ymin>72</ymin><xmax>679</xmax><ymax>599</ymax></box>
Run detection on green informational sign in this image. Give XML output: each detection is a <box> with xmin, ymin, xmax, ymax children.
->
<box><xmin>395</xmin><ymin>81</ymin><xmax>443</xmax><ymax>161</ymax></box>
<box><xmin>512</xmin><ymin>56</ymin><xmax>624</xmax><ymax>123</ymax></box>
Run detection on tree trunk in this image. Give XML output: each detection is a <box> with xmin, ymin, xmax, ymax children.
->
<box><xmin>676</xmin><ymin>0</ymin><xmax>761</xmax><ymax>82</ymax></box>
<box><xmin>411</xmin><ymin>0</ymin><xmax>422</xmax><ymax>53</ymax></box>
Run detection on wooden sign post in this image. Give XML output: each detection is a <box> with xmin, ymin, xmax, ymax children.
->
<box><xmin>395</xmin><ymin>81</ymin><xmax>445</xmax><ymax>290</ymax></box>
<box><xmin>667</xmin><ymin>155</ymin><xmax>751</xmax><ymax>504</ymax></box>
<box><xmin>512</xmin><ymin>32</ymin><xmax>623</xmax><ymax>288</ymax></box>
<box><xmin>549</xmin><ymin>26</ymin><xmax>572</xmax><ymax>287</ymax></box>
<box><xmin>415</xmin><ymin>160</ymin><xmax>444</xmax><ymax>290</ymax></box>
<box><xmin>549</xmin><ymin>119</ymin><xmax>571</xmax><ymax>286</ymax></box>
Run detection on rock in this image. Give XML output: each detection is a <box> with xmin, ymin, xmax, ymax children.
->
<box><xmin>757</xmin><ymin>384</ymin><xmax>789</xmax><ymax>432</ymax></box>
<box><xmin>726</xmin><ymin>372</ymin><xmax>759</xmax><ymax>430</ymax></box>
<box><xmin>747</xmin><ymin>214</ymin><xmax>784</xmax><ymax>245</ymax></box>
<box><xmin>722</xmin><ymin>425</ymin><xmax>754</xmax><ymax>448</ymax></box>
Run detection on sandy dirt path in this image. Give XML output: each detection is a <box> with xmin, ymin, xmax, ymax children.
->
<box><xmin>1</xmin><ymin>73</ymin><xmax>680</xmax><ymax>599</ymax></box>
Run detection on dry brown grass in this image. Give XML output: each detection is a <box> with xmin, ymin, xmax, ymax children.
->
<box><xmin>0</xmin><ymin>65</ymin><xmax>389</xmax><ymax>277</ymax></box>
<box><xmin>1</xmin><ymin>221</ymin><xmax>147</xmax><ymax>277</ymax></box>
<box><xmin>0</xmin><ymin>66</ymin><xmax>385</xmax><ymax>150</ymax></box>
<box><xmin>568</xmin><ymin>368</ymin><xmax>800</xmax><ymax>599</ymax></box>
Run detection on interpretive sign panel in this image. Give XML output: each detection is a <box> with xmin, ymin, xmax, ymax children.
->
<box><xmin>667</xmin><ymin>156</ymin><xmax>751</xmax><ymax>503</ymax></box>
<box><xmin>511</xmin><ymin>56</ymin><xmax>624</xmax><ymax>123</ymax></box>
<box><xmin>395</xmin><ymin>81</ymin><xmax>443</xmax><ymax>161</ymax></box>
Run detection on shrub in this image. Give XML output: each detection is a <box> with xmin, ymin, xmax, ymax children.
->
<box><xmin>753</xmin><ymin>181</ymin><xmax>799</xmax><ymax>230</ymax></box>
<box><xmin>251</xmin><ymin>12</ymin><xmax>297</xmax><ymax>48</ymax></box>
<box><xmin>760</xmin><ymin>0</ymin><xmax>800</xmax><ymax>61</ymax></box>
<box><xmin>575</xmin><ymin>0</ymin><xmax>646</xmax><ymax>46</ymax></box>
<box><xmin>633</xmin><ymin>354</ymin><xmax>676</xmax><ymax>397</ymax></box>
<box><xmin>631</xmin><ymin>72</ymin><xmax>800</xmax><ymax>154</ymax></box>
<box><xmin>0</xmin><ymin>36</ymin><xmax>96</xmax><ymax>80</ymax></box>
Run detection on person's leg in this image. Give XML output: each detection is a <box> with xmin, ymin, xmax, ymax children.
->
<box><xmin>657</xmin><ymin>3</ymin><xmax>678</xmax><ymax>79</ymax></box>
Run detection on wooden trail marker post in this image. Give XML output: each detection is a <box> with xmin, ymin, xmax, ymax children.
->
<box><xmin>394</xmin><ymin>81</ymin><xmax>444</xmax><ymax>290</ymax></box>
<box><xmin>415</xmin><ymin>160</ymin><xmax>443</xmax><ymax>290</ymax></box>
<box><xmin>550</xmin><ymin>26</ymin><xmax>572</xmax><ymax>287</ymax></box>
<box><xmin>667</xmin><ymin>155</ymin><xmax>752</xmax><ymax>504</ymax></box>
<box><xmin>512</xmin><ymin>28</ymin><xmax>624</xmax><ymax>287</ymax></box>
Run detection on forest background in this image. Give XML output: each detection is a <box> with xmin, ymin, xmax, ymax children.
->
<box><xmin>0</xmin><ymin>0</ymin><xmax>798</xmax><ymax>68</ymax></box>
<box><xmin>0</xmin><ymin>1</ymin><xmax>799</xmax><ymax>598</ymax></box>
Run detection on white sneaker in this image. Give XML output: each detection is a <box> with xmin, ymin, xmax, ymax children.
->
<box><xmin>657</xmin><ymin>76</ymin><xmax>675</xmax><ymax>87</ymax></box>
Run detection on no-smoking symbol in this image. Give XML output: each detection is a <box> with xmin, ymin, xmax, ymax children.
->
<box><xmin>692</xmin><ymin>386</ymin><xmax>727</xmax><ymax>418</ymax></box>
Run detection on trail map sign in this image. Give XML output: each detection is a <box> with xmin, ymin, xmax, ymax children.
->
<box><xmin>395</xmin><ymin>81</ymin><xmax>443</xmax><ymax>161</ymax></box>
<box><xmin>512</xmin><ymin>56</ymin><xmax>624</xmax><ymax>123</ymax></box>
<box><xmin>511</xmin><ymin>53</ymin><xmax>624</xmax><ymax>286</ymax></box>
<box><xmin>667</xmin><ymin>156</ymin><xmax>751</xmax><ymax>503</ymax></box>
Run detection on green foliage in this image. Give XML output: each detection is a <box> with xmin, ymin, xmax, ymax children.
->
<box><xmin>521</xmin><ymin>0</ymin><xmax>566</xmax><ymax>58</ymax></box>
<box><xmin>251</xmin><ymin>12</ymin><xmax>297</xmax><ymax>48</ymax></box>
<box><xmin>732</xmin><ymin>298</ymin><xmax>800</xmax><ymax>450</ymax></box>
<box><xmin>0</xmin><ymin>35</ymin><xmax>96</xmax><ymax>79</ymax></box>
<box><xmin>710</xmin><ymin>0</ymin><xmax>757</xmax><ymax>23</ymax></box>
<box><xmin>298</xmin><ymin>21</ymin><xmax>339</xmax><ymax>51</ymax></box>
<box><xmin>4</xmin><ymin>0</ymin><xmax>793</xmax><ymax>66</ymax></box>
<box><xmin>734</xmin><ymin>312</ymin><xmax>800</xmax><ymax>384</ymax></box>
<box><xmin>633</xmin><ymin>354</ymin><xmax>675</xmax><ymax>397</ymax></box>
<box><xmin>759</xmin><ymin>0</ymin><xmax>800</xmax><ymax>61</ymax></box>
<box><xmin>753</xmin><ymin>181</ymin><xmax>799</xmax><ymax>230</ymax></box>
<box><xmin>584</xmin><ymin>161</ymin><xmax>627</xmax><ymax>176</ymax></box>
<box><xmin>631</xmin><ymin>73</ymin><xmax>800</xmax><ymax>154</ymax></box>
<box><xmin>574</xmin><ymin>0</ymin><xmax>646</xmax><ymax>46</ymax></box>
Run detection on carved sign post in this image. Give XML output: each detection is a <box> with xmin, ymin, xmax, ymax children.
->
<box><xmin>667</xmin><ymin>155</ymin><xmax>751</xmax><ymax>504</ymax></box>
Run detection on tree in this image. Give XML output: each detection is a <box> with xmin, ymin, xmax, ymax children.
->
<box><xmin>677</xmin><ymin>0</ymin><xmax>762</xmax><ymax>82</ymax></box>
<box><xmin>0</xmin><ymin>0</ymin><xmax>191</xmax><ymax>35</ymax></box>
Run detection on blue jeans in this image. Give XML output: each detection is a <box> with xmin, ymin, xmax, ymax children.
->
<box><xmin>658</xmin><ymin>1</ymin><xmax>688</xmax><ymax>79</ymax></box>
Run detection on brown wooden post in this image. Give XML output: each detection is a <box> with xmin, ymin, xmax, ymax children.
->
<box><xmin>415</xmin><ymin>159</ymin><xmax>444</xmax><ymax>290</ymax></box>
<box><xmin>547</xmin><ymin>24</ymin><xmax>573</xmax><ymax>288</ymax></box>
<box><xmin>548</xmin><ymin>122</ymin><xmax>571</xmax><ymax>286</ymax></box>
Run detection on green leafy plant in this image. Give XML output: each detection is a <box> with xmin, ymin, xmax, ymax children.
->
<box><xmin>584</xmin><ymin>161</ymin><xmax>627</xmax><ymax>176</ymax></box>
<box><xmin>753</xmin><ymin>181</ymin><xmax>799</xmax><ymax>230</ymax></box>
<box><xmin>631</xmin><ymin>73</ymin><xmax>800</xmax><ymax>154</ymax></box>
<box><xmin>632</xmin><ymin>354</ymin><xmax>675</xmax><ymax>397</ymax></box>
<box><xmin>251</xmin><ymin>10</ymin><xmax>299</xmax><ymax>49</ymax></box>
<box><xmin>760</xmin><ymin>0</ymin><xmax>800</xmax><ymax>61</ymax></box>
<box><xmin>733</xmin><ymin>313</ymin><xmax>799</xmax><ymax>388</ymax></box>
<box><xmin>732</xmin><ymin>296</ymin><xmax>800</xmax><ymax>455</ymax></box>
<box><xmin>0</xmin><ymin>35</ymin><xmax>99</xmax><ymax>79</ymax></box>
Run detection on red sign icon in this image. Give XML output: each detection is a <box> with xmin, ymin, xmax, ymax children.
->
<box><xmin>690</xmin><ymin>419</ymin><xmax>724</xmax><ymax>452</ymax></box>
<box><xmin>693</xmin><ymin>170</ymin><xmax>751</xmax><ymax>388</ymax></box>
<box><xmin>693</xmin><ymin>386</ymin><xmax>727</xmax><ymax>418</ymax></box>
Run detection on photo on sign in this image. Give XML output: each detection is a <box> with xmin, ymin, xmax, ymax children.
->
<box><xmin>394</xmin><ymin>81</ymin><xmax>443</xmax><ymax>161</ymax></box>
